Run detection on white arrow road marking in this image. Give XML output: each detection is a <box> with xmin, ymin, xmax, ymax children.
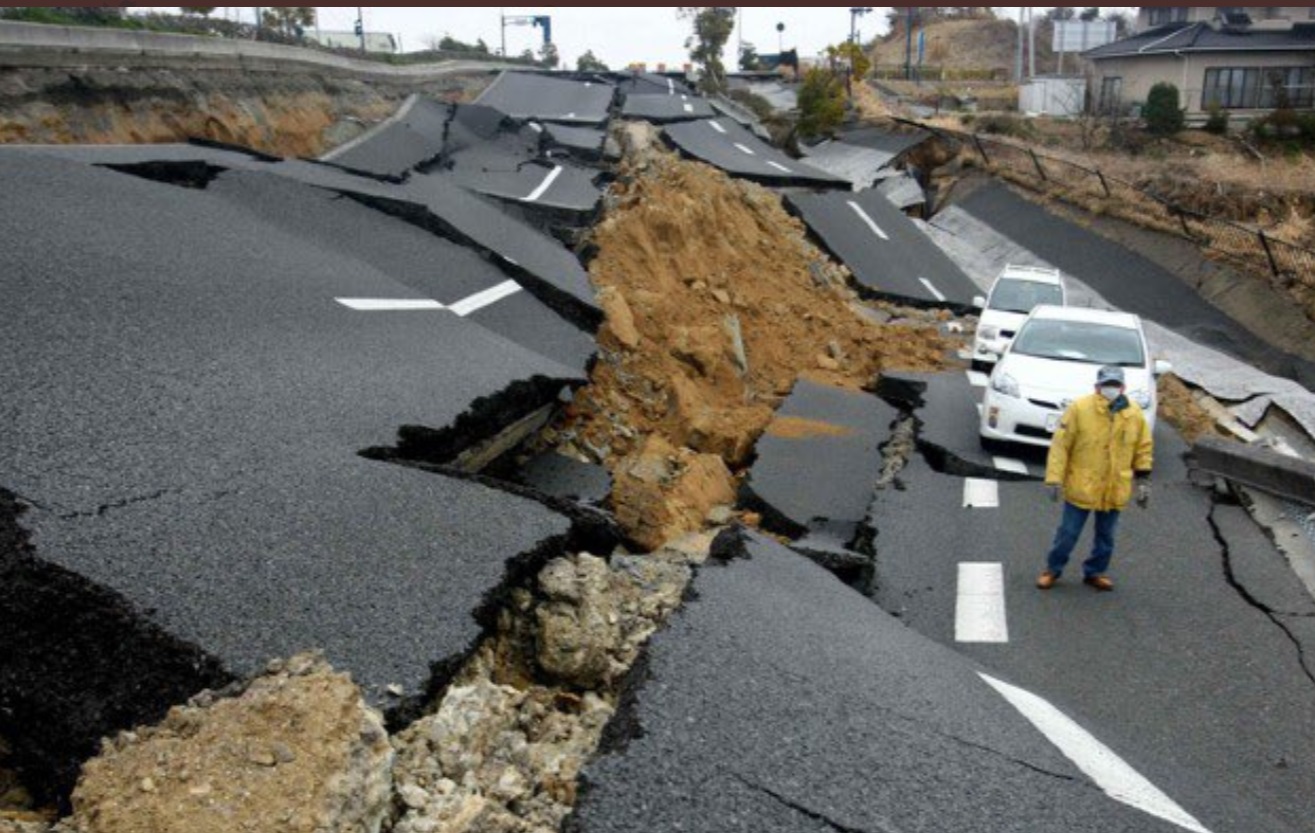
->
<box><xmin>847</xmin><ymin>201</ymin><xmax>889</xmax><ymax>241</ymax></box>
<box><xmin>733</xmin><ymin>142</ymin><xmax>757</xmax><ymax>156</ymax></box>
<box><xmin>766</xmin><ymin>161</ymin><xmax>792</xmax><ymax>173</ymax></box>
<box><xmin>919</xmin><ymin>277</ymin><xmax>947</xmax><ymax>302</ymax></box>
<box><xmin>993</xmin><ymin>457</ymin><xmax>1029</xmax><ymax>475</ymax></box>
<box><xmin>980</xmin><ymin>674</ymin><xmax>1213</xmax><ymax>833</ymax></box>
<box><xmin>710</xmin><ymin>120</ymin><xmax>728</xmax><ymax>134</ymax></box>
<box><xmin>963</xmin><ymin>478</ymin><xmax>999</xmax><ymax>508</ymax></box>
<box><xmin>967</xmin><ymin>370</ymin><xmax>990</xmax><ymax>387</ymax></box>
<box><xmin>448</xmin><ymin>280</ymin><xmax>522</xmax><ymax>317</ymax></box>
<box><xmin>956</xmin><ymin>563</ymin><xmax>1008</xmax><ymax>643</ymax></box>
<box><xmin>525</xmin><ymin>165</ymin><xmax>563</xmax><ymax>202</ymax></box>
<box><xmin>334</xmin><ymin>299</ymin><xmax>444</xmax><ymax>311</ymax></box>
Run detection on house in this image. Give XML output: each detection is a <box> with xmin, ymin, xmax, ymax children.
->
<box><xmin>1084</xmin><ymin>6</ymin><xmax>1315</xmax><ymax>121</ymax></box>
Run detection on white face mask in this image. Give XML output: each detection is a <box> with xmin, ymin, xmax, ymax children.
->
<box><xmin>1099</xmin><ymin>385</ymin><xmax>1123</xmax><ymax>401</ymax></box>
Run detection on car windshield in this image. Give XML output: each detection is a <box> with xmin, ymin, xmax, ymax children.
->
<box><xmin>1010</xmin><ymin>319</ymin><xmax>1145</xmax><ymax>366</ymax></box>
<box><xmin>988</xmin><ymin>279</ymin><xmax>1063</xmax><ymax>314</ymax></box>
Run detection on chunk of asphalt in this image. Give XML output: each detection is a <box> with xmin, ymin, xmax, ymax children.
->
<box><xmin>474</xmin><ymin>71</ymin><xmax>616</xmax><ymax>125</ymax></box>
<box><xmin>320</xmin><ymin>95</ymin><xmax>451</xmax><ymax>179</ymax></box>
<box><xmin>874</xmin><ymin>372</ymin><xmax>1040</xmax><ymax>481</ymax></box>
<box><xmin>0</xmin><ymin>154</ymin><xmax>589</xmax><ymax>803</ymax></box>
<box><xmin>663</xmin><ymin>118</ymin><xmax>846</xmax><ymax>188</ymax></box>
<box><xmin>785</xmin><ymin>188</ymin><xmax>977</xmax><ymax>310</ymax></box>
<box><xmin>501</xmin><ymin>451</ymin><xmax>613</xmax><ymax>508</ymax></box>
<box><xmin>739</xmin><ymin>379</ymin><xmax>897</xmax><ymax>547</ymax></box>
<box><xmin>569</xmin><ymin>531</ymin><xmax>1190</xmax><ymax>833</ymax></box>
<box><xmin>1191</xmin><ymin>437</ymin><xmax>1315</xmax><ymax>508</ymax></box>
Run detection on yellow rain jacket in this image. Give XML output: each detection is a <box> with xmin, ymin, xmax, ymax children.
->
<box><xmin>1045</xmin><ymin>392</ymin><xmax>1154</xmax><ymax>512</ymax></box>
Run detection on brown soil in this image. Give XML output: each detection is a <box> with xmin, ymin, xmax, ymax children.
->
<box><xmin>765</xmin><ymin>414</ymin><xmax>857</xmax><ymax>439</ymax></box>
<box><xmin>559</xmin><ymin>136</ymin><xmax>952</xmax><ymax>548</ymax></box>
<box><xmin>1157</xmin><ymin>374</ymin><xmax>1226</xmax><ymax>445</ymax></box>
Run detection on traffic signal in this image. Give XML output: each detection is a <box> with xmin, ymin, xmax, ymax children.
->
<box><xmin>354</xmin><ymin>18</ymin><xmax>363</xmax><ymax>36</ymax></box>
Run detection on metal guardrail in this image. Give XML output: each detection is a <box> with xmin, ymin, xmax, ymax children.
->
<box><xmin>929</xmin><ymin>125</ymin><xmax>1315</xmax><ymax>294</ymax></box>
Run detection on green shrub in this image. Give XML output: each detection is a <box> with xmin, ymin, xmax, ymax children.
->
<box><xmin>796</xmin><ymin>68</ymin><xmax>846</xmax><ymax>139</ymax></box>
<box><xmin>1203</xmin><ymin>105</ymin><xmax>1228</xmax><ymax>135</ymax></box>
<box><xmin>1144</xmin><ymin>82</ymin><xmax>1184</xmax><ymax>136</ymax></box>
<box><xmin>975</xmin><ymin>113</ymin><xmax>1035</xmax><ymax>139</ymax></box>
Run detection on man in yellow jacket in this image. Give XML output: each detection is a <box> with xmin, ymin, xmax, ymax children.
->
<box><xmin>1037</xmin><ymin>365</ymin><xmax>1153</xmax><ymax>592</ymax></box>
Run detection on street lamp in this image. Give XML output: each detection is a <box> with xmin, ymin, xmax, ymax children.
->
<box><xmin>776</xmin><ymin>21</ymin><xmax>784</xmax><ymax>54</ymax></box>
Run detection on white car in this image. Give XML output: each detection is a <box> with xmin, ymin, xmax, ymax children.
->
<box><xmin>972</xmin><ymin>264</ymin><xmax>1065</xmax><ymax>371</ymax></box>
<box><xmin>980</xmin><ymin>305</ymin><xmax>1171</xmax><ymax>450</ymax></box>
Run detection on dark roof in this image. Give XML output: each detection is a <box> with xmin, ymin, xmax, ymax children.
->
<box><xmin>1084</xmin><ymin>21</ymin><xmax>1315</xmax><ymax>59</ymax></box>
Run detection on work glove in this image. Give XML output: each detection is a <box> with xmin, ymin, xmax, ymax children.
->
<box><xmin>1047</xmin><ymin>484</ymin><xmax>1061</xmax><ymax>504</ymax></box>
<box><xmin>1136</xmin><ymin>482</ymin><xmax>1151</xmax><ymax>510</ymax></box>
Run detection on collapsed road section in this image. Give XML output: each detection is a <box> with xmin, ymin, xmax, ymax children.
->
<box><xmin>0</xmin><ymin>142</ymin><xmax>599</xmax><ymax>804</ymax></box>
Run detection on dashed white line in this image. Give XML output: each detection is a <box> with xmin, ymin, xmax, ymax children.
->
<box><xmin>524</xmin><ymin>165</ymin><xmax>563</xmax><ymax>202</ymax></box>
<box><xmin>766</xmin><ymin>161</ymin><xmax>792</xmax><ymax>173</ymax></box>
<box><xmin>980</xmin><ymin>674</ymin><xmax>1213</xmax><ymax>833</ymax></box>
<box><xmin>710</xmin><ymin>121</ymin><xmax>728</xmax><ymax>134</ymax></box>
<box><xmin>683</xmin><ymin>103</ymin><xmax>694</xmax><ymax>113</ymax></box>
<box><xmin>733</xmin><ymin>142</ymin><xmax>757</xmax><ymax>156</ymax></box>
<box><xmin>847</xmin><ymin>201</ymin><xmax>889</xmax><ymax>241</ymax></box>
<box><xmin>527</xmin><ymin>122</ymin><xmax>544</xmax><ymax>133</ymax></box>
<box><xmin>667</xmin><ymin>77</ymin><xmax>675</xmax><ymax>95</ymax></box>
<box><xmin>447</xmin><ymin>280</ymin><xmax>522</xmax><ymax>317</ymax></box>
<box><xmin>993</xmin><ymin>457</ymin><xmax>1029</xmax><ymax>475</ymax></box>
<box><xmin>963</xmin><ymin>478</ymin><xmax>999</xmax><ymax>509</ymax></box>
<box><xmin>956</xmin><ymin>563</ymin><xmax>1008</xmax><ymax>643</ymax></box>
<box><xmin>335</xmin><ymin>299</ymin><xmax>444</xmax><ymax>311</ymax></box>
<box><xmin>967</xmin><ymin>370</ymin><xmax>989</xmax><ymax>387</ymax></box>
<box><xmin>919</xmin><ymin>277</ymin><xmax>947</xmax><ymax>302</ymax></box>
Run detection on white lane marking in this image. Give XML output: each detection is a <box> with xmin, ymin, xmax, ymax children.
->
<box><xmin>967</xmin><ymin>371</ymin><xmax>989</xmax><ymax>388</ymax></box>
<box><xmin>566</xmin><ymin>112</ymin><xmax>577</xmax><ymax>119</ymax></box>
<box><xmin>980</xmin><ymin>674</ymin><xmax>1213</xmax><ymax>833</ymax></box>
<box><xmin>976</xmin><ymin>403</ymin><xmax>983</xmax><ymax>418</ymax></box>
<box><xmin>683</xmin><ymin>103</ymin><xmax>694</xmax><ymax>113</ymax></box>
<box><xmin>994</xmin><ymin>457</ymin><xmax>1029</xmax><ymax>475</ymax></box>
<box><xmin>963</xmin><ymin>478</ymin><xmax>999</xmax><ymax>509</ymax></box>
<box><xmin>847</xmin><ymin>201</ymin><xmax>889</xmax><ymax>241</ymax></box>
<box><xmin>335</xmin><ymin>299</ymin><xmax>444</xmax><ymax>311</ymax></box>
<box><xmin>958</xmin><ymin>348</ymin><xmax>974</xmax><ymax>362</ymax></box>
<box><xmin>956</xmin><ymin>563</ymin><xmax>1008</xmax><ymax>643</ymax></box>
<box><xmin>667</xmin><ymin>77</ymin><xmax>675</xmax><ymax>95</ymax></box>
<box><xmin>766</xmin><ymin>161</ymin><xmax>792</xmax><ymax>173</ymax></box>
<box><xmin>448</xmin><ymin>280</ymin><xmax>522</xmax><ymax>317</ymax></box>
<box><xmin>710</xmin><ymin>120</ymin><xmax>728</xmax><ymax>134</ymax></box>
<box><xmin>528</xmin><ymin>121</ymin><xmax>544</xmax><ymax>133</ymax></box>
<box><xmin>524</xmin><ymin>165</ymin><xmax>564</xmax><ymax>202</ymax></box>
<box><xmin>681</xmin><ymin>94</ymin><xmax>688</xmax><ymax>101</ymax></box>
<box><xmin>919</xmin><ymin>277</ymin><xmax>947</xmax><ymax>302</ymax></box>
<box><xmin>733</xmin><ymin>142</ymin><xmax>756</xmax><ymax>156</ymax></box>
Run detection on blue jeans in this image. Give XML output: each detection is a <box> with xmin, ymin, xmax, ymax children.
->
<box><xmin>1046</xmin><ymin>501</ymin><xmax>1121</xmax><ymax>578</ymax></box>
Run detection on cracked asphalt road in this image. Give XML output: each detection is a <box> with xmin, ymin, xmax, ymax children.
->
<box><xmin>864</xmin><ymin>374</ymin><xmax>1315</xmax><ymax>833</ymax></box>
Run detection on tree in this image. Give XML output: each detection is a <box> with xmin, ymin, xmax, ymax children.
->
<box><xmin>1079</xmin><ymin>7</ymin><xmax>1101</xmax><ymax>22</ymax></box>
<box><xmin>261</xmin><ymin>6</ymin><xmax>315</xmax><ymax>38</ymax></box>
<box><xmin>796</xmin><ymin>67</ymin><xmax>846</xmax><ymax>139</ymax></box>
<box><xmin>679</xmin><ymin>7</ymin><xmax>736</xmax><ymax>94</ymax></box>
<box><xmin>1105</xmin><ymin>11</ymin><xmax>1131</xmax><ymax>36</ymax></box>
<box><xmin>180</xmin><ymin>7</ymin><xmax>216</xmax><ymax>16</ymax></box>
<box><xmin>576</xmin><ymin>49</ymin><xmax>609</xmax><ymax>72</ymax></box>
<box><xmin>1144</xmin><ymin>82</ymin><xmax>1185</xmax><ymax>136</ymax></box>
<box><xmin>539</xmin><ymin>40</ymin><xmax>560</xmax><ymax>69</ymax></box>
<box><xmin>518</xmin><ymin>48</ymin><xmax>536</xmax><ymax>63</ymax></box>
<box><xmin>739</xmin><ymin>41</ymin><xmax>761</xmax><ymax>72</ymax></box>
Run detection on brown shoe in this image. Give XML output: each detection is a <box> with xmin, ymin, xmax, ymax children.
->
<box><xmin>1036</xmin><ymin>571</ymin><xmax>1058</xmax><ymax>590</ymax></box>
<box><xmin>1083</xmin><ymin>575</ymin><xmax>1114</xmax><ymax>592</ymax></box>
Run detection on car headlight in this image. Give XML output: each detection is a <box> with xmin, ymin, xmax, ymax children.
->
<box><xmin>978</xmin><ymin>325</ymin><xmax>1000</xmax><ymax>341</ymax></box>
<box><xmin>990</xmin><ymin>372</ymin><xmax>1021</xmax><ymax>399</ymax></box>
<box><xmin>1129</xmin><ymin>389</ymin><xmax>1152</xmax><ymax>409</ymax></box>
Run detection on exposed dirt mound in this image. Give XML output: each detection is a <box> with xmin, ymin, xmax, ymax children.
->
<box><xmin>557</xmin><ymin>136</ymin><xmax>952</xmax><ymax>548</ymax></box>
<box><xmin>872</xmin><ymin>17</ymin><xmax>1044</xmax><ymax>74</ymax></box>
<box><xmin>1158</xmin><ymin>374</ymin><xmax>1228</xmax><ymax>445</ymax></box>
<box><xmin>0</xmin><ymin>68</ymin><xmax>490</xmax><ymax>156</ymax></box>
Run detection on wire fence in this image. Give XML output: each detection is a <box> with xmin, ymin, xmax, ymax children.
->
<box><xmin>936</xmin><ymin>128</ymin><xmax>1315</xmax><ymax>293</ymax></box>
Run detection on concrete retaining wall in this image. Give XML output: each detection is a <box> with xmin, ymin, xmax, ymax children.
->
<box><xmin>1191</xmin><ymin>436</ymin><xmax>1315</xmax><ymax>507</ymax></box>
<box><xmin>0</xmin><ymin>20</ymin><xmax>511</xmax><ymax>81</ymax></box>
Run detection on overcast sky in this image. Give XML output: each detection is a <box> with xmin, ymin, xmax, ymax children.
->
<box><xmin>194</xmin><ymin>8</ymin><xmax>1135</xmax><ymax>70</ymax></box>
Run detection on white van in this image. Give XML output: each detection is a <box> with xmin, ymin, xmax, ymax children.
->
<box><xmin>972</xmin><ymin>264</ymin><xmax>1065</xmax><ymax>371</ymax></box>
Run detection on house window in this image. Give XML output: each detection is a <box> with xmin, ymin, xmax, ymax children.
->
<box><xmin>1204</xmin><ymin>66</ymin><xmax>1315</xmax><ymax>109</ymax></box>
<box><xmin>1098</xmin><ymin>76</ymin><xmax>1123</xmax><ymax>113</ymax></box>
<box><xmin>1147</xmin><ymin>7</ymin><xmax>1187</xmax><ymax>26</ymax></box>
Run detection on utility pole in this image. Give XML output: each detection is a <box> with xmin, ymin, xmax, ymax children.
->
<box><xmin>904</xmin><ymin>7</ymin><xmax>913</xmax><ymax>80</ymax></box>
<box><xmin>356</xmin><ymin>6</ymin><xmax>365</xmax><ymax>53</ymax></box>
<box><xmin>253</xmin><ymin>6</ymin><xmax>261</xmax><ymax>40</ymax></box>
<box><xmin>1015</xmin><ymin>7</ymin><xmax>1024</xmax><ymax>82</ymax></box>
<box><xmin>1028</xmin><ymin>7</ymin><xmax>1036</xmax><ymax>80</ymax></box>
<box><xmin>776</xmin><ymin>22</ymin><xmax>784</xmax><ymax>54</ymax></box>
<box><xmin>849</xmin><ymin>7</ymin><xmax>872</xmax><ymax>45</ymax></box>
<box><xmin>500</xmin><ymin>8</ymin><xmax>505</xmax><ymax>57</ymax></box>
